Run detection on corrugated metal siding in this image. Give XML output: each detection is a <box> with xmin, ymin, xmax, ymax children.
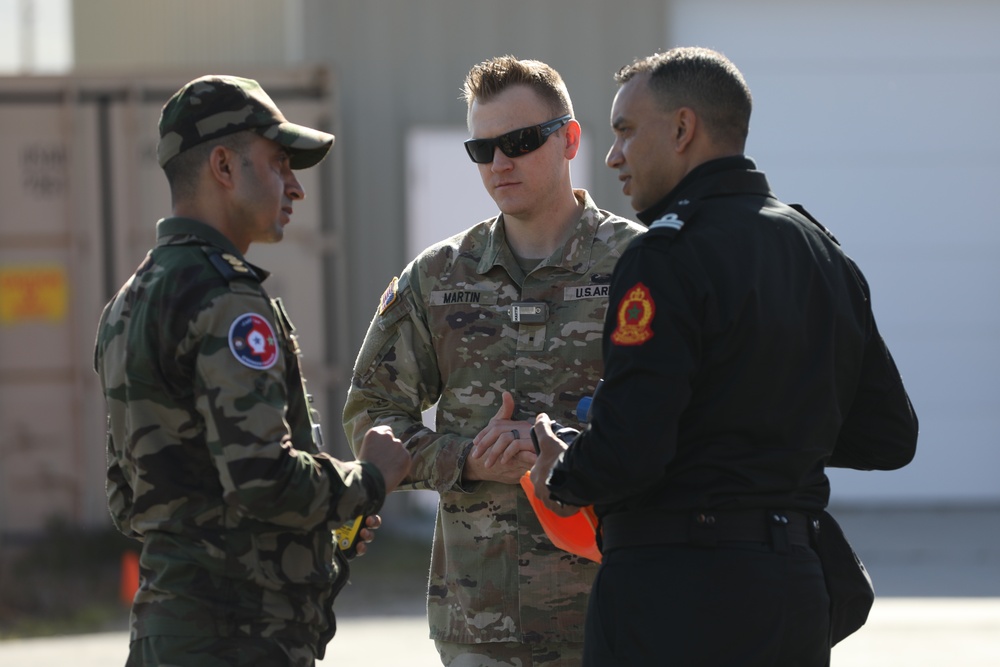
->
<box><xmin>0</xmin><ymin>68</ymin><xmax>342</xmax><ymax>535</ymax></box>
<box><xmin>71</xmin><ymin>0</ymin><xmax>673</xmax><ymax>413</ymax></box>
<box><xmin>73</xmin><ymin>0</ymin><xmax>299</xmax><ymax>69</ymax></box>
<box><xmin>303</xmin><ymin>0</ymin><xmax>670</xmax><ymax>363</ymax></box>
<box><xmin>668</xmin><ymin>0</ymin><xmax>1000</xmax><ymax>503</ymax></box>
<box><xmin>38</xmin><ymin>0</ymin><xmax>994</xmax><ymax>525</ymax></box>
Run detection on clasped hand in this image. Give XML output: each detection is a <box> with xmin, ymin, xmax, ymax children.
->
<box><xmin>466</xmin><ymin>391</ymin><xmax>537</xmax><ymax>483</ymax></box>
<box><xmin>528</xmin><ymin>413</ymin><xmax>577</xmax><ymax>517</ymax></box>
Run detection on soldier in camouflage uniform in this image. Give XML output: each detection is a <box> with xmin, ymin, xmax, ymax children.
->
<box><xmin>343</xmin><ymin>58</ymin><xmax>644</xmax><ymax>666</ymax></box>
<box><xmin>94</xmin><ymin>75</ymin><xmax>412</xmax><ymax>667</ymax></box>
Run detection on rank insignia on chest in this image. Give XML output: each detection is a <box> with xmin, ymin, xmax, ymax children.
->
<box><xmin>610</xmin><ymin>282</ymin><xmax>655</xmax><ymax>346</ymax></box>
<box><xmin>229</xmin><ymin>312</ymin><xmax>279</xmax><ymax>369</ymax></box>
<box><xmin>509</xmin><ymin>302</ymin><xmax>548</xmax><ymax>323</ymax></box>
<box><xmin>379</xmin><ymin>277</ymin><xmax>399</xmax><ymax>315</ymax></box>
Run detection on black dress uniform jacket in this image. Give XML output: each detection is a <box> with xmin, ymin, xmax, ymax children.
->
<box><xmin>546</xmin><ymin>156</ymin><xmax>917</xmax><ymax>666</ymax></box>
<box><xmin>549</xmin><ymin>155</ymin><xmax>918</xmax><ymax>518</ymax></box>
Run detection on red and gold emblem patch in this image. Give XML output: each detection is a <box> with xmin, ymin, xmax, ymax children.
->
<box><xmin>610</xmin><ymin>282</ymin><xmax>655</xmax><ymax>346</ymax></box>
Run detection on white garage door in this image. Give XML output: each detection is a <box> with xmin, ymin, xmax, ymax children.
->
<box><xmin>668</xmin><ymin>1</ymin><xmax>1000</xmax><ymax>503</ymax></box>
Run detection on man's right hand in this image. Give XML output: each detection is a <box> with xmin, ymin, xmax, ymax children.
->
<box><xmin>465</xmin><ymin>391</ymin><xmax>537</xmax><ymax>484</ymax></box>
<box><xmin>357</xmin><ymin>425</ymin><xmax>412</xmax><ymax>494</ymax></box>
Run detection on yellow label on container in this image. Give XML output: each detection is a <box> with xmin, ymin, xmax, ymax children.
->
<box><xmin>0</xmin><ymin>265</ymin><xmax>68</xmax><ymax>324</ymax></box>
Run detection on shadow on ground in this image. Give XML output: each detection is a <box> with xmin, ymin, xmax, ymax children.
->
<box><xmin>3</xmin><ymin>503</ymin><xmax>998</xmax><ymax>640</ymax></box>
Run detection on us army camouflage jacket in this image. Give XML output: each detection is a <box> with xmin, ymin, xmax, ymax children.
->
<box><xmin>95</xmin><ymin>217</ymin><xmax>385</xmax><ymax>655</ymax></box>
<box><xmin>344</xmin><ymin>191</ymin><xmax>644</xmax><ymax>645</ymax></box>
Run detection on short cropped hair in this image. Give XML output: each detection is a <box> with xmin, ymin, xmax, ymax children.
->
<box><xmin>461</xmin><ymin>55</ymin><xmax>574</xmax><ymax>122</ymax></box>
<box><xmin>616</xmin><ymin>47</ymin><xmax>752</xmax><ymax>148</ymax></box>
<box><xmin>163</xmin><ymin>130</ymin><xmax>255</xmax><ymax>203</ymax></box>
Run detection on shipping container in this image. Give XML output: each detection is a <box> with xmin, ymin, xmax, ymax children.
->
<box><xmin>0</xmin><ymin>68</ymin><xmax>348</xmax><ymax>537</ymax></box>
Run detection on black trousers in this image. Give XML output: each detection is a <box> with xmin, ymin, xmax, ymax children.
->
<box><xmin>126</xmin><ymin>635</ymin><xmax>315</xmax><ymax>667</ymax></box>
<box><xmin>583</xmin><ymin>542</ymin><xmax>830</xmax><ymax>666</ymax></box>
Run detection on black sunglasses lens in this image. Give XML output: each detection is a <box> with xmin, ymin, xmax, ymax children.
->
<box><xmin>465</xmin><ymin>139</ymin><xmax>494</xmax><ymax>164</ymax></box>
<box><xmin>497</xmin><ymin>127</ymin><xmax>542</xmax><ymax>158</ymax></box>
<box><xmin>465</xmin><ymin>117</ymin><xmax>567</xmax><ymax>163</ymax></box>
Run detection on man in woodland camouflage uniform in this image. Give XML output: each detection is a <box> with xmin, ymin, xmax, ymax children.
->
<box><xmin>343</xmin><ymin>57</ymin><xmax>644</xmax><ymax>666</ymax></box>
<box><xmin>94</xmin><ymin>75</ymin><xmax>412</xmax><ymax>667</ymax></box>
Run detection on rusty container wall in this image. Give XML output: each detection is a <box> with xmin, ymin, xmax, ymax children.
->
<box><xmin>110</xmin><ymin>71</ymin><xmax>347</xmax><ymax>452</ymax></box>
<box><xmin>0</xmin><ymin>83</ymin><xmax>107</xmax><ymax>535</ymax></box>
<box><xmin>0</xmin><ymin>68</ymin><xmax>346</xmax><ymax>538</ymax></box>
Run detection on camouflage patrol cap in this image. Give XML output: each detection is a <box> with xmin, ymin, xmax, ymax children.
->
<box><xmin>157</xmin><ymin>75</ymin><xmax>334</xmax><ymax>170</ymax></box>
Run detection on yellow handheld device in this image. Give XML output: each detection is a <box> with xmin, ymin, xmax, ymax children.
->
<box><xmin>334</xmin><ymin>515</ymin><xmax>365</xmax><ymax>558</ymax></box>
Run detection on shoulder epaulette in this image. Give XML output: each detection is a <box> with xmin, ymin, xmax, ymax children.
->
<box><xmin>647</xmin><ymin>212</ymin><xmax>686</xmax><ymax>238</ymax></box>
<box><xmin>644</xmin><ymin>196</ymin><xmax>704</xmax><ymax>241</ymax></box>
<box><xmin>789</xmin><ymin>203</ymin><xmax>840</xmax><ymax>246</ymax></box>
<box><xmin>202</xmin><ymin>246</ymin><xmax>261</xmax><ymax>282</ymax></box>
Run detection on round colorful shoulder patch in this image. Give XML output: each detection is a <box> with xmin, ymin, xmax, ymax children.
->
<box><xmin>228</xmin><ymin>312</ymin><xmax>279</xmax><ymax>370</ymax></box>
<box><xmin>610</xmin><ymin>282</ymin><xmax>655</xmax><ymax>346</ymax></box>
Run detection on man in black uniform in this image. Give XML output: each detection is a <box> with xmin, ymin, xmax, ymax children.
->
<box><xmin>529</xmin><ymin>47</ymin><xmax>918</xmax><ymax>666</ymax></box>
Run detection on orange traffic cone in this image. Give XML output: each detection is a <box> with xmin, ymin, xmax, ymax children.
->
<box><xmin>119</xmin><ymin>550</ymin><xmax>140</xmax><ymax>607</ymax></box>
<box><xmin>521</xmin><ymin>472</ymin><xmax>602</xmax><ymax>562</ymax></box>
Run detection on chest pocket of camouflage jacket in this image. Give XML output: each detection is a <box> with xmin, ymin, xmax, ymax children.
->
<box><xmin>427</xmin><ymin>289</ymin><xmax>504</xmax><ymax>373</ymax></box>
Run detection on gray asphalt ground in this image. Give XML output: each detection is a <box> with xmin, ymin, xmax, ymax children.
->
<box><xmin>2</xmin><ymin>504</ymin><xmax>998</xmax><ymax>665</ymax></box>
<box><xmin>2</xmin><ymin>600</ymin><xmax>999</xmax><ymax>666</ymax></box>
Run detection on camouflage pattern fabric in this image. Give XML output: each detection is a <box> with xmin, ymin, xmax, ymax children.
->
<box><xmin>95</xmin><ymin>217</ymin><xmax>385</xmax><ymax>660</ymax></box>
<box><xmin>156</xmin><ymin>75</ymin><xmax>334</xmax><ymax>170</ymax></box>
<box><xmin>343</xmin><ymin>190</ymin><xmax>644</xmax><ymax>648</ymax></box>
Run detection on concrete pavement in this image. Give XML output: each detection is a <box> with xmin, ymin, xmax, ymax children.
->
<box><xmin>1</xmin><ymin>598</ymin><xmax>999</xmax><ymax>666</ymax></box>
<box><xmin>3</xmin><ymin>504</ymin><xmax>998</xmax><ymax>664</ymax></box>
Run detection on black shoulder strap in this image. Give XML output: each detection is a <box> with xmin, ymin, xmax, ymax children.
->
<box><xmin>789</xmin><ymin>203</ymin><xmax>840</xmax><ymax>246</ymax></box>
<box><xmin>202</xmin><ymin>246</ymin><xmax>262</xmax><ymax>283</ymax></box>
<box><xmin>642</xmin><ymin>192</ymin><xmax>707</xmax><ymax>244</ymax></box>
<box><xmin>646</xmin><ymin>211</ymin><xmax>686</xmax><ymax>238</ymax></box>
<box><xmin>789</xmin><ymin>203</ymin><xmax>871</xmax><ymax>310</ymax></box>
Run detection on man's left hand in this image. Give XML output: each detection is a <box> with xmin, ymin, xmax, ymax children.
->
<box><xmin>468</xmin><ymin>391</ymin><xmax>537</xmax><ymax>481</ymax></box>
<box><xmin>353</xmin><ymin>514</ymin><xmax>382</xmax><ymax>557</ymax></box>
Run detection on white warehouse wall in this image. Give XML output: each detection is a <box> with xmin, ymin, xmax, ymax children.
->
<box><xmin>669</xmin><ymin>0</ymin><xmax>1000</xmax><ymax>503</ymax></box>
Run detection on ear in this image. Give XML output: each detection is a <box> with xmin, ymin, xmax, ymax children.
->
<box><xmin>563</xmin><ymin>119</ymin><xmax>582</xmax><ymax>160</ymax></box>
<box><xmin>207</xmin><ymin>145</ymin><xmax>237</xmax><ymax>189</ymax></box>
<box><xmin>674</xmin><ymin>107</ymin><xmax>697</xmax><ymax>153</ymax></box>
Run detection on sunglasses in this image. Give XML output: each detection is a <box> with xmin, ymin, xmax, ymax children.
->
<box><xmin>464</xmin><ymin>114</ymin><xmax>573</xmax><ymax>164</ymax></box>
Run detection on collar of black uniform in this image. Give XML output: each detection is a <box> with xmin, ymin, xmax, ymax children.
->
<box><xmin>156</xmin><ymin>217</ymin><xmax>244</xmax><ymax>257</ymax></box>
<box><xmin>636</xmin><ymin>155</ymin><xmax>757</xmax><ymax>226</ymax></box>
